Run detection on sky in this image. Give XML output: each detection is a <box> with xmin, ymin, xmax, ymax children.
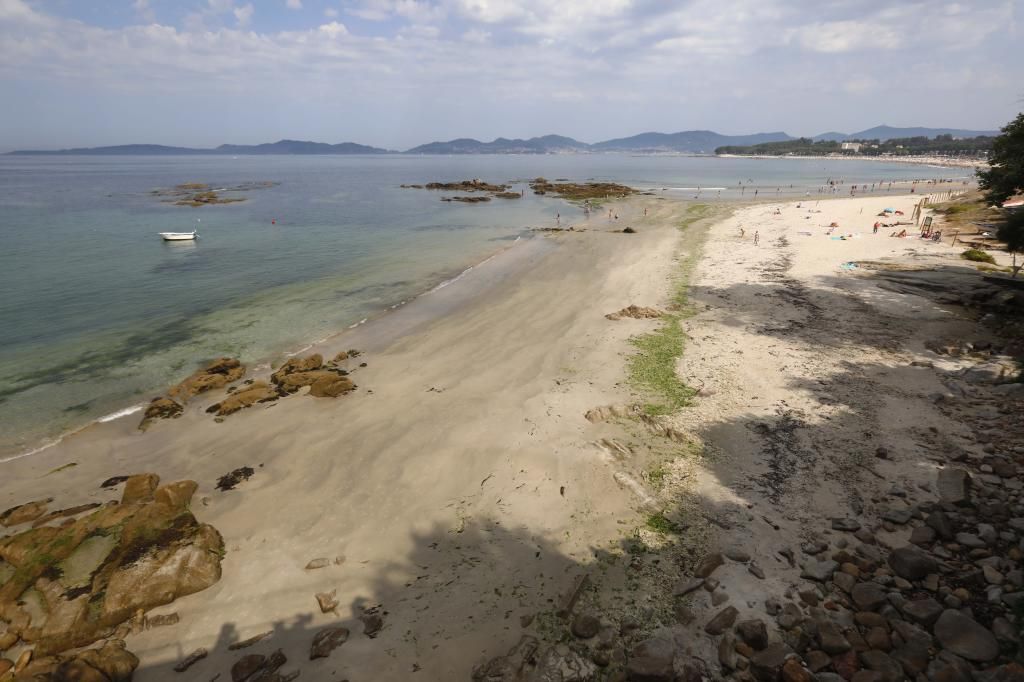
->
<box><xmin>0</xmin><ymin>0</ymin><xmax>1020</xmax><ymax>151</ymax></box>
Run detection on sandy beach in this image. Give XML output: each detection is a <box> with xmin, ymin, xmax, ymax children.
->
<box><xmin>718</xmin><ymin>153</ymin><xmax>987</xmax><ymax>170</ymax></box>
<box><xmin>2</xmin><ymin>190</ymin><xmax>1023</xmax><ymax>681</ymax></box>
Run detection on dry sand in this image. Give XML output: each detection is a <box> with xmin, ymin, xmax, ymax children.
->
<box><xmin>2</xmin><ymin>190</ymin><xmax>1018</xmax><ymax>680</ymax></box>
<box><xmin>0</xmin><ymin>197</ymin><xmax>700</xmax><ymax>680</ymax></box>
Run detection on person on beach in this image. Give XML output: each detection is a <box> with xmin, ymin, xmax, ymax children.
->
<box><xmin>754</xmin><ymin>231</ymin><xmax>759</xmax><ymax>245</ymax></box>
<box><xmin>740</xmin><ymin>227</ymin><xmax>745</xmax><ymax>238</ymax></box>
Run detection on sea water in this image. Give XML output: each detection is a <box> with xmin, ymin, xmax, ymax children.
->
<box><xmin>0</xmin><ymin>154</ymin><xmax>968</xmax><ymax>457</ymax></box>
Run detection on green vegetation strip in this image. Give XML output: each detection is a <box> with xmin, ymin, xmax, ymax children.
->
<box><xmin>627</xmin><ymin>204</ymin><xmax>715</xmax><ymax>415</ymax></box>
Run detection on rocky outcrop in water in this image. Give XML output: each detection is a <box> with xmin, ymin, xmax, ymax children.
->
<box><xmin>529</xmin><ymin>179</ymin><xmax>635</xmax><ymax>201</ymax></box>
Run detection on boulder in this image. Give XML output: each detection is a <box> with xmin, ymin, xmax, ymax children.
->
<box><xmin>121</xmin><ymin>473</ymin><xmax>160</xmax><ymax>504</ymax></box>
<box><xmin>308</xmin><ymin>374</ymin><xmax>356</xmax><ymax>398</ymax></box>
<box><xmin>571</xmin><ymin>614</ymin><xmax>600</xmax><ymax>639</ymax></box>
<box><xmin>900</xmin><ymin>598</ymin><xmax>943</xmax><ymax>627</ymax></box>
<box><xmin>274</xmin><ymin>370</ymin><xmax>346</xmax><ymax>394</ymax></box>
<box><xmin>137</xmin><ymin>397</ymin><xmax>183</xmax><ymax>430</ymax></box>
<box><xmin>168</xmin><ymin>357</ymin><xmax>245</xmax><ymax>402</ymax></box>
<box><xmin>887</xmin><ymin>546</ymin><xmax>937</xmax><ymax>581</ymax></box>
<box><xmin>749</xmin><ymin>642</ymin><xmax>791</xmax><ymax>682</ymax></box>
<box><xmin>937</xmin><ymin>468</ymin><xmax>971</xmax><ymax>505</ymax></box>
<box><xmin>0</xmin><ymin>477</ymin><xmax>223</xmax><ymax>657</ymax></box>
<box><xmin>705</xmin><ymin>606</ymin><xmax>739</xmax><ymax>635</ymax></box>
<box><xmin>270</xmin><ymin>355</ymin><xmax>323</xmax><ymax>384</ymax></box>
<box><xmin>310</xmin><ymin>627</ymin><xmax>349</xmax><ymax>660</ymax></box>
<box><xmin>858</xmin><ymin>650</ymin><xmax>902</xmax><ymax>682</ymax></box>
<box><xmin>0</xmin><ymin>498</ymin><xmax>53</xmax><ymax>527</ymax></box>
<box><xmin>851</xmin><ymin>582</ymin><xmax>888</xmax><ymax>611</ymax></box>
<box><xmin>625</xmin><ymin>636</ymin><xmax>677</xmax><ymax>682</ymax></box>
<box><xmin>206</xmin><ymin>381</ymin><xmax>279</xmax><ymax>416</ymax></box>
<box><xmin>695</xmin><ymin>552</ymin><xmax>724</xmax><ymax>578</ymax></box>
<box><xmin>933</xmin><ymin>609</ymin><xmax>999</xmax><ymax>662</ymax></box>
<box><xmin>736</xmin><ymin>619</ymin><xmax>769</xmax><ymax>650</ymax></box>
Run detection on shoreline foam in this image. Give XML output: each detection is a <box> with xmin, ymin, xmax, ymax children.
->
<box><xmin>0</xmin><ymin>231</ymin><xmax>542</xmax><ymax>461</ymax></box>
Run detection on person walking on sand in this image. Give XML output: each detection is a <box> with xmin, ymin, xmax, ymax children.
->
<box><xmin>754</xmin><ymin>231</ymin><xmax>759</xmax><ymax>245</ymax></box>
<box><xmin>740</xmin><ymin>227</ymin><xmax>745</xmax><ymax>238</ymax></box>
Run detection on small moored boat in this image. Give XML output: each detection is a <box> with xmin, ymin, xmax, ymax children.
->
<box><xmin>158</xmin><ymin>230</ymin><xmax>198</xmax><ymax>241</ymax></box>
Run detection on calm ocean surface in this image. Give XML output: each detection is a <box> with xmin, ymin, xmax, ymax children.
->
<box><xmin>0</xmin><ymin>154</ymin><xmax>968</xmax><ymax>457</ymax></box>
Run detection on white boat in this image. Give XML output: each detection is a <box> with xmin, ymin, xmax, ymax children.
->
<box><xmin>159</xmin><ymin>230</ymin><xmax>198</xmax><ymax>241</ymax></box>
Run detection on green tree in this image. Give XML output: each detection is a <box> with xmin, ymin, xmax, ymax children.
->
<box><xmin>978</xmin><ymin>112</ymin><xmax>1024</xmax><ymax>204</ymax></box>
<box><xmin>998</xmin><ymin>209</ymin><xmax>1024</xmax><ymax>278</ymax></box>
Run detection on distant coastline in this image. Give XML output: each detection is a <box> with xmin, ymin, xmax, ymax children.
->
<box><xmin>6</xmin><ymin>124</ymin><xmax>999</xmax><ymax>156</ymax></box>
<box><xmin>716</xmin><ymin>153</ymin><xmax>986</xmax><ymax>170</ymax></box>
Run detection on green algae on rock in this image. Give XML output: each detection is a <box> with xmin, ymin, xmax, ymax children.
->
<box><xmin>0</xmin><ymin>474</ymin><xmax>223</xmax><ymax>662</ymax></box>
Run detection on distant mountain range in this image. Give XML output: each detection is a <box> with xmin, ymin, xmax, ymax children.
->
<box><xmin>8</xmin><ymin>139</ymin><xmax>390</xmax><ymax>156</ymax></box>
<box><xmin>7</xmin><ymin>126</ymin><xmax>999</xmax><ymax>156</ymax></box>
<box><xmin>812</xmin><ymin>125</ymin><xmax>999</xmax><ymax>142</ymax></box>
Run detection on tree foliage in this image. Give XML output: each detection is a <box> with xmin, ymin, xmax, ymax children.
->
<box><xmin>717</xmin><ymin>135</ymin><xmax>993</xmax><ymax>157</ymax></box>
<box><xmin>997</xmin><ymin>209</ymin><xmax>1024</xmax><ymax>278</ymax></box>
<box><xmin>978</xmin><ymin>112</ymin><xmax>1024</xmax><ymax>205</ymax></box>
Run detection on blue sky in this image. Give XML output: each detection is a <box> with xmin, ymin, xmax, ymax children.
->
<box><xmin>0</xmin><ymin>0</ymin><xmax>1020</xmax><ymax>151</ymax></box>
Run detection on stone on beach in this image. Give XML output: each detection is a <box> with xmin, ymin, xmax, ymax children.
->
<box><xmin>605</xmin><ymin>305</ymin><xmax>663</xmax><ymax>321</ymax></box>
<box><xmin>933</xmin><ymin>609</ymin><xmax>1000</xmax><ymax>662</ymax></box>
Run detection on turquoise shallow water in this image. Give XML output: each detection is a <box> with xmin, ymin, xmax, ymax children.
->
<box><xmin>0</xmin><ymin>154</ymin><xmax>968</xmax><ymax>457</ymax></box>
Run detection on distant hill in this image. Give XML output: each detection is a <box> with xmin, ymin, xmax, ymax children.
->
<box><xmin>215</xmin><ymin>139</ymin><xmax>388</xmax><ymax>154</ymax></box>
<box><xmin>591</xmin><ymin>130</ymin><xmax>793</xmax><ymax>153</ymax></box>
<box><xmin>811</xmin><ymin>132</ymin><xmax>848</xmax><ymax>143</ymax></box>
<box><xmin>406</xmin><ymin>135</ymin><xmax>589</xmax><ymax>154</ymax></box>
<box><xmin>8</xmin><ymin>139</ymin><xmax>389</xmax><ymax>155</ymax></box>
<box><xmin>812</xmin><ymin>126</ymin><xmax>999</xmax><ymax>142</ymax></box>
<box><xmin>7</xmin><ymin>126</ymin><xmax>1000</xmax><ymax>156</ymax></box>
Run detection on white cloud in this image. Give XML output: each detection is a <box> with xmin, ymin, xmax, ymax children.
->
<box><xmin>318</xmin><ymin>21</ymin><xmax>348</xmax><ymax>37</ymax></box>
<box><xmin>789</xmin><ymin>20</ymin><xmax>900</xmax><ymax>53</ymax></box>
<box><xmin>233</xmin><ymin>3</ymin><xmax>254</xmax><ymax>26</ymax></box>
<box><xmin>0</xmin><ymin>0</ymin><xmax>1017</xmax><ymax>146</ymax></box>
<box><xmin>286</xmin><ymin>0</ymin><xmax>303</xmax><ymax>8</ymax></box>
<box><xmin>461</xmin><ymin>28</ymin><xmax>490</xmax><ymax>43</ymax></box>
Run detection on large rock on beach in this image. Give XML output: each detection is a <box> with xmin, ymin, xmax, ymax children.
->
<box><xmin>0</xmin><ymin>498</ymin><xmax>53</xmax><ymax>527</ymax></box>
<box><xmin>168</xmin><ymin>357</ymin><xmax>245</xmax><ymax>402</ymax></box>
<box><xmin>887</xmin><ymin>546</ymin><xmax>937</xmax><ymax>581</ymax></box>
<box><xmin>0</xmin><ymin>475</ymin><xmax>223</xmax><ymax>657</ymax></box>
<box><xmin>137</xmin><ymin>396</ymin><xmax>183</xmax><ymax>430</ymax></box>
<box><xmin>271</xmin><ymin>354</ymin><xmax>323</xmax><ymax>383</ymax></box>
<box><xmin>933</xmin><ymin>610</ymin><xmax>1000</xmax><ymax>662</ymax></box>
<box><xmin>206</xmin><ymin>381</ymin><xmax>280</xmax><ymax>416</ymax></box>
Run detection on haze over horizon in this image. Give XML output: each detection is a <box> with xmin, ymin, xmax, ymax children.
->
<box><xmin>0</xmin><ymin>0</ymin><xmax>1020</xmax><ymax>152</ymax></box>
